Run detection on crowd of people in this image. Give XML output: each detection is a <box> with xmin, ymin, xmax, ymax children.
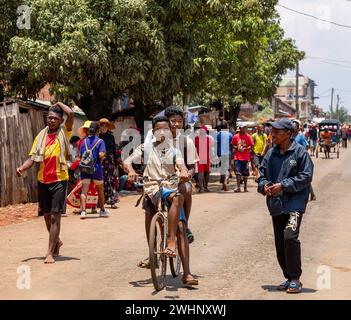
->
<box><xmin>14</xmin><ymin>101</ymin><xmax>349</xmax><ymax>293</ymax></box>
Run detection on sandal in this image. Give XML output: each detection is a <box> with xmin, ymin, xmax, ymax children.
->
<box><xmin>286</xmin><ymin>280</ymin><xmax>302</xmax><ymax>294</ymax></box>
<box><xmin>186</xmin><ymin>228</ymin><xmax>194</xmax><ymax>244</ymax></box>
<box><xmin>137</xmin><ymin>258</ymin><xmax>150</xmax><ymax>269</ymax></box>
<box><xmin>276</xmin><ymin>280</ymin><xmax>290</xmax><ymax>291</ymax></box>
<box><xmin>163</xmin><ymin>247</ymin><xmax>177</xmax><ymax>258</ymax></box>
<box><xmin>182</xmin><ymin>275</ymin><xmax>199</xmax><ymax>286</ymax></box>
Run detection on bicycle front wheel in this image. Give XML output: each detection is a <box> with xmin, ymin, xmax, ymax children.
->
<box><xmin>149</xmin><ymin>211</ymin><xmax>167</xmax><ymax>291</ymax></box>
<box><xmin>170</xmin><ymin>220</ymin><xmax>185</xmax><ymax>277</ymax></box>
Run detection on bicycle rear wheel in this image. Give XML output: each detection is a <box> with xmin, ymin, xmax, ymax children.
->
<box><xmin>149</xmin><ymin>212</ymin><xmax>167</xmax><ymax>291</ymax></box>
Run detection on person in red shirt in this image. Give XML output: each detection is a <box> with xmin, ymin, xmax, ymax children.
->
<box><xmin>195</xmin><ymin>126</ymin><xmax>214</xmax><ymax>192</ymax></box>
<box><xmin>232</xmin><ymin>123</ymin><xmax>254</xmax><ymax>192</ymax></box>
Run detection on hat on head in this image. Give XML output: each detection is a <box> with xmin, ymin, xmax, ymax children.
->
<box><xmin>269</xmin><ymin>118</ymin><xmax>294</xmax><ymax>131</ymax></box>
<box><xmin>99</xmin><ymin>118</ymin><xmax>116</xmax><ymax>130</ymax></box>
<box><xmin>78</xmin><ymin>120</ymin><xmax>92</xmax><ymax>137</ymax></box>
<box><xmin>292</xmin><ymin>119</ymin><xmax>301</xmax><ymax>127</ymax></box>
<box><xmin>238</xmin><ymin>123</ymin><xmax>247</xmax><ymax>128</ymax></box>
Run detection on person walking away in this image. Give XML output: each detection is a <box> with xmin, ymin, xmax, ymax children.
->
<box><xmin>16</xmin><ymin>103</ymin><xmax>74</xmax><ymax>264</ymax></box>
<box><xmin>165</xmin><ymin>106</ymin><xmax>199</xmax><ymax>243</ymax></box>
<box><xmin>99</xmin><ymin>118</ymin><xmax>119</xmax><ymax>209</ymax></box>
<box><xmin>232</xmin><ymin>123</ymin><xmax>254</xmax><ymax>192</ymax></box>
<box><xmin>320</xmin><ymin>126</ymin><xmax>333</xmax><ymax>159</ymax></box>
<box><xmin>292</xmin><ymin>120</ymin><xmax>316</xmax><ymax>201</ymax></box>
<box><xmin>252</xmin><ymin>124</ymin><xmax>268</xmax><ymax>180</ymax></box>
<box><xmin>308</xmin><ymin>124</ymin><xmax>318</xmax><ymax>157</ymax></box>
<box><xmin>79</xmin><ymin>122</ymin><xmax>108</xmax><ymax>219</ymax></box>
<box><xmin>341</xmin><ymin>125</ymin><xmax>348</xmax><ymax>148</ymax></box>
<box><xmin>257</xmin><ymin>118</ymin><xmax>313</xmax><ymax>294</ymax></box>
<box><xmin>195</xmin><ymin>126</ymin><xmax>214</xmax><ymax>193</ymax></box>
<box><xmin>216</xmin><ymin>121</ymin><xmax>233</xmax><ymax>191</ymax></box>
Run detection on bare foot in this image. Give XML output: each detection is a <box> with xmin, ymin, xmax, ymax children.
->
<box><xmin>44</xmin><ymin>254</ymin><xmax>55</xmax><ymax>264</ymax></box>
<box><xmin>54</xmin><ymin>240</ymin><xmax>63</xmax><ymax>257</ymax></box>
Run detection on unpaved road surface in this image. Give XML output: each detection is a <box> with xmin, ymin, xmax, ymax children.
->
<box><xmin>1</xmin><ymin>147</ymin><xmax>350</xmax><ymax>300</ymax></box>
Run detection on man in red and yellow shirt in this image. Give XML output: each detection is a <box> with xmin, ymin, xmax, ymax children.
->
<box><xmin>17</xmin><ymin>102</ymin><xmax>74</xmax><ymax>264</ymax></box>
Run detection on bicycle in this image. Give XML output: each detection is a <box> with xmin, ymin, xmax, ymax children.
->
<box><xmin>135</xmin><ymin>176</ymin><xmax>184</xmax><ymax>291</ymax></box>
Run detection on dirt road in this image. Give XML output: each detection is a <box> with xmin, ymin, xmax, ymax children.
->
<box><xmin>1</xmin><ymin>147</ymin><xmax>350</xmax><ymax>300</ymax></box>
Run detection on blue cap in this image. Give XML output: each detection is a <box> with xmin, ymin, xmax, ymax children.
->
<box><xmin>269</xmin><ymin>118</ymin><xmax>293</xmax><ymax>130</ymax></box>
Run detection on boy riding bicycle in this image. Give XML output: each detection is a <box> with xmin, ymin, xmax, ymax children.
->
<box><xmin>124</xmin><ymin>116</ymin><xmax>198</xmax><ymax>285</ymax></box>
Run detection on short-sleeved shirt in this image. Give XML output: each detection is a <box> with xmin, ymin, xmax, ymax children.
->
<box><xmin>174</xmin><ymin>133</ymin><xmax>199</xmax><ymax>167</ymax></box>
<box><xmin>80</xmin><ymin>135</ymin><xmax>106</xmax><ymax>180</ymax></box>
<box><xmin>29</xmin><ymin>127</ymin><xmax>73</xmax><ymax>184</ymax></box>
<box><xmin>232</xmin><ymin>133</ymin><xmax>254</xmax><ymax>161</ymax></box>
<box><xmin>294</xmin><ymin>133</ymin><xmax>308</xmax><ymax>148</ymax></box>
<box><xmin>309</xmin><ymin>128</ymin><xmax>318</xmax><ymax>140</ymax></box>
<box><xmin>217</xmin><ymin>131</ymin><xmax>233</xmax><ymax>157</ymax></box>
<box><xmin>320</xmin><ymin>131</ymin><xmax>333</xmax><ymax>145</ymax></box>
<box><xmin>125</xmin><ymin>143</ymin><xmax>184</xmax><ymax>180</ymax></box>
<box><xmin>252</xmin><ymin>132</ymin><xmax>268</xmax><ymax>155</ymax></box>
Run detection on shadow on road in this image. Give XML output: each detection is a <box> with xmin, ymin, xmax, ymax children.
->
<box><xmin>261</xmin><ymin>285</ymin><xmax>317</xmax><ymax>294</ymax></box>
<box><xmin>129</xmin><ymin>274</ymin><xmax>200</xmax><ymax>296</ymax></box>
<box><xmin>22</xmin><ymin>256</ymin><xmax>80</xmax><ymax>262</ymax></box>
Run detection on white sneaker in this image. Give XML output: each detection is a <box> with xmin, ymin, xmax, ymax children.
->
<box><xmin>99</xmin><ymin>209</ymin><xmax>109</xmax><ymax>217</ymax></box>
<box><xmin>80</xmin><ymin>211</ymin><xmax>87</xmax><ymax>219</ymax></box>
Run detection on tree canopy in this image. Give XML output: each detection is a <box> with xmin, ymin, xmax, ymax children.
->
<box><xmin>2</xmin><ymin>0</ymin><xmax>304</xmax><ymax>121</ymax></box>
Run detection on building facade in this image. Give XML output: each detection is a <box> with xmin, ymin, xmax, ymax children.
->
<box><xmin>276</xmin><ymin>75</ymin><xmax>317</xmax><ymax>121</ymax></box>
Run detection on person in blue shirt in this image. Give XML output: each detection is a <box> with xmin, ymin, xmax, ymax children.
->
<box><xmin>80</xmin><ymin>121</ymin><xmax>108</xmax><ymax>219</ymax></box>
<box><xmin>292</xmin><ymin>121</ymin><xmax>309</xmax><ymax>149</ymax></box>
<box><xmin>257</xmin><ymin>118</ymin><xmax>314</xmax><ymax>294</ymax></box>
<box><xmin>292</xmin><ymin>120</ymin><xmax>316</xmax><ymax>201</ymax></box>
<box><xmin>216</xmin><ymin>121</ymin><xmax>233</xmax><ymax>191</ymax></box>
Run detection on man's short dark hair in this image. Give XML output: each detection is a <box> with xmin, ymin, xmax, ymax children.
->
<box><xmin>164</xmin><ymin>106</ymin><xmax>184</xmax><ymax>119</ymax></box>
<box><xmin>152</xmin><ymin>115</ymin><xmax>169</xmax><ymax>129</ymax></box>
<box><xmin>89</xmin><ymin>121</ymin><xmax>100</xmax><ymax>134</ymax></box>
<box><xmin>221</xmin><ymin>121</ymin><xmax>229</xmax><ymax>129</ymax></box>
<box><xmin>49</xmin><ymin>105</ymin><xmax>63</xmax><ymax>118</ymax></box>
<box><xmin>70</xmin><ymin>135</ymin><xmax>80</xmax><ymax>144</ymax></box>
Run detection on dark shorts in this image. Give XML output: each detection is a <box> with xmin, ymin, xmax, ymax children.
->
<box><xmin>38</xmin><ymin>181</ymin><xmax>68</xmax><ymax>216</ymax></box>
<box><xmin>235</xmin><ymin>160</ymin><xmax>250</xmax><ymax>177</ymax></box>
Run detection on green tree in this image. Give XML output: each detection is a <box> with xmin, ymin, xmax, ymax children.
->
<box><xmin>8</xmin><ymin>0</ymin><xmax>167</xmax><ymax>119</ymax></box>
<box><xmin>0</xmin><ymin>0</ymin><xmax>22</xmax><ymax>101</ymax></box>
<box><xmin>5</xmin><ymin>0</ymin><xmax>304</xmax><ymax>123</ymax></box>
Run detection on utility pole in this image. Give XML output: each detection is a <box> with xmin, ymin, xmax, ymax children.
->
<box><xmin>295</xmin><ymin>61</ymin><xmax>299</xmax><ymax>119</ymax></box>
<box><xmin>336</xmin><ymin>94</ymin><xmax>340</xmax><ymax>121</ymax></box>
<box><xmin>330</xmin><ymin>87</ymin><xmax>334</xmax><ymax>119</ymax></box>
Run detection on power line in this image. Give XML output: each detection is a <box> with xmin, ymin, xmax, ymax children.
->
<box><xmin>277</xmin><ymin>4</ymin><xmax>351</xmax><ymax>30</ymax></box>
<box><xmin>306</xmin><ymin>56</ymin><xmax>351</xmax><ymax>65</ymax></box>
<box><xmin>305</xmin><ymin>58</ymin><xmax>351</xmax><ymax>69</ymax></box>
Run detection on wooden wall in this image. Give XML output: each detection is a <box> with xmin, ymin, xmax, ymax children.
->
<box><xmin>0</xmin><ymin>103</ymin><xmax>45</xmax><ymax>206</ymax></box>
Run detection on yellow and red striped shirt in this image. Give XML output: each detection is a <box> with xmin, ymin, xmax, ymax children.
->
<box><xmin>29</xmin><ymin>127</ymin><xmax>73</xmax><ymax>184</ymax></box>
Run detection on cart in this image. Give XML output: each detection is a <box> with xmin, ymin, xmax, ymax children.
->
<box><xmin>316</xmin><ymin>119</ymin><xmax>340</xmax><ymax>159</ymax></box>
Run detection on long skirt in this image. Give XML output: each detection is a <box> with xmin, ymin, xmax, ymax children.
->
<box><xmin>102</xmin><ymin>156</ymin><xmax>119</xmax><ymax>205</ymax></box>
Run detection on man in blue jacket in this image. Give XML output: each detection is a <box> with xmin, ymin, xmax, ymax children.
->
<box><xmin>257</xmin><ymin>118</ymin><xmax>314</xmax><ymax>294</ymax></box>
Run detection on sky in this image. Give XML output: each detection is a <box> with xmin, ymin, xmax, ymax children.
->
<box><xmin>277</xmin><ymin>0</ymin><xmax>351</xmax><ymax>113</ymax></box>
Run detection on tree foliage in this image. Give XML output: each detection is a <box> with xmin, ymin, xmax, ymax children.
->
<box><xmin>2</xmin><ymin>0</ymin><xmax>304</xmax><ymax>120</ymax></box>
